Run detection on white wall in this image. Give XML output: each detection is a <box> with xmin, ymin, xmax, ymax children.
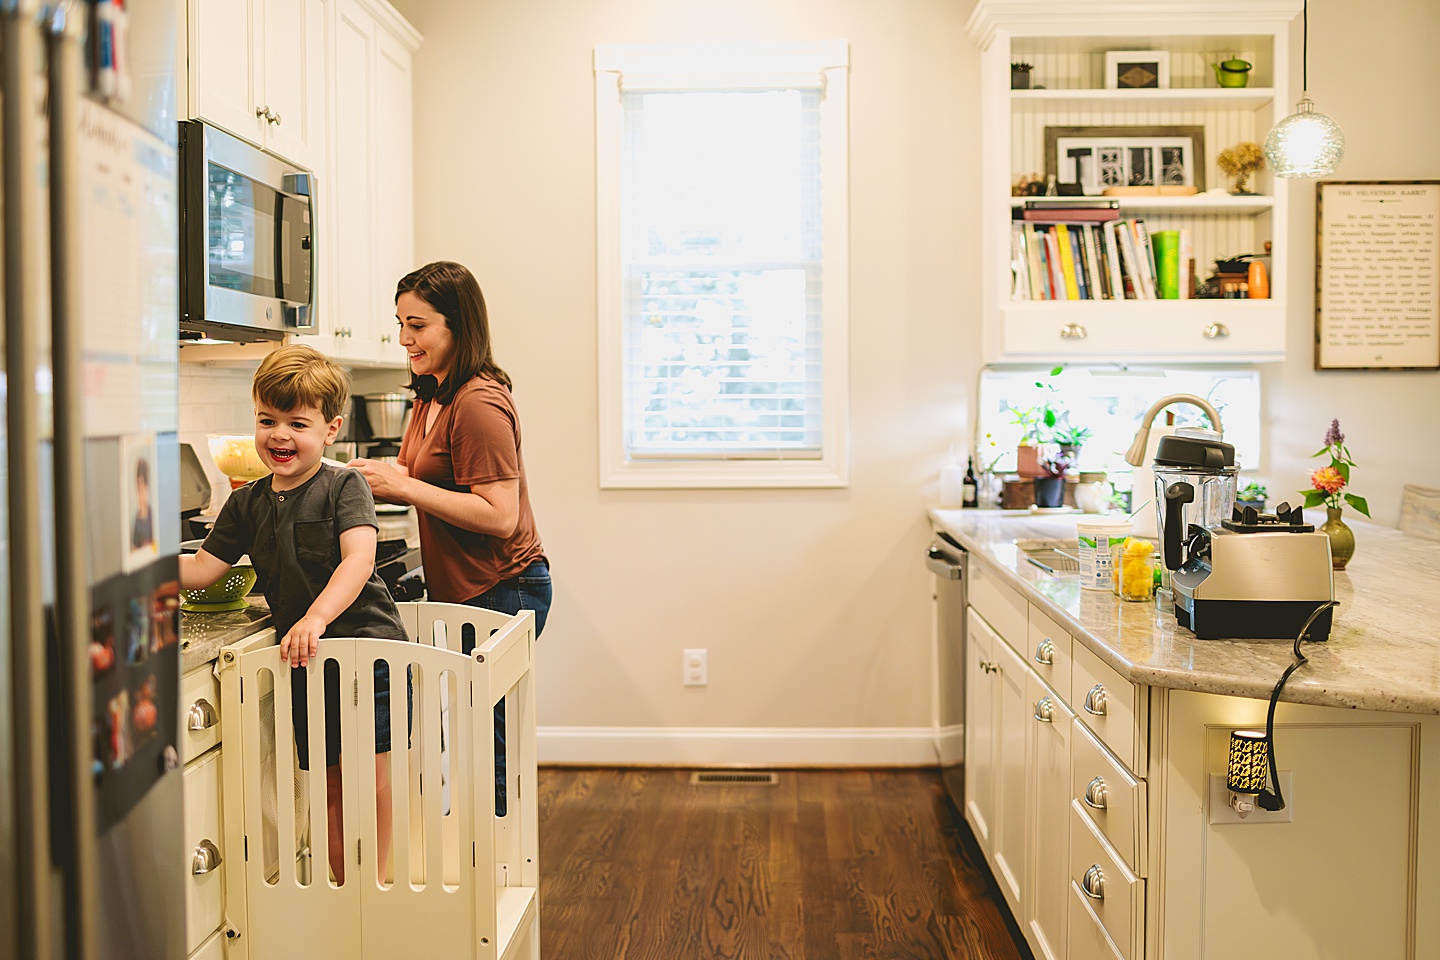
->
<box><xmin>389</xmin><ymin>0</ymin><xmax>1437</xmax><ymax>762</ymax></box>
<box><xmin>1262</xmin><ymin>0</ymin><xmax>1440</xmax><ymax>525</ymax></box>
<box><xmin>392</xmin><ymin>0</ymin><xmax>978</xmax><ymax>761</ymax></box>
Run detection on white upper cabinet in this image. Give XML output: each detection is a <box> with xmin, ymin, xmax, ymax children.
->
<box><xmin>189</xmin><ymin>0</ymin><xmax>330</xmax><ymax>171</ymax></box>
<box><xmin>966</xmin><ymin>1</ymin><xmax>1302</xmax><ymax>364</ymax></box>
<box><xmin>323</xmin><ymin>0</ymin><xmax>419</xmax><ymax>367</ymax></box>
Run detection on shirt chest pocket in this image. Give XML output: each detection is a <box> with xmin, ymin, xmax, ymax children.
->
<box><xmin>293</xmin><ymin>518</ymin><xmax>337</xmax><ymax>568</ymax></box>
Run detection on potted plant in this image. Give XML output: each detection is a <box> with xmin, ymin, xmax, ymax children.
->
<box><xmin>1050</xmin><ymin>422</ymin><xmax>1093</xmax><ymax>461</ymax></box>
<box><xmin>1009</xmin><ymin>365</ymin><xmax>1064</xmax><ymax>477</ymax></box>
<box><xmin>1011</xmin><ymin>61</ymin><xmax>1033</xmax><ymax>90</ymax></box>
<box><xmin>1216</xmin><ymin>141</ymin><xmax>1265</xmax><ymax>195</ymax></box>
<box><xmin>1032</xmin><ymin>445</ymin><xmax>1074</xmax><ymax>509</ymax></box>
<box><xmin>1236</xmin><ymin>481</ymin><xmax>1268</xmax><ymax>512</ymax></box>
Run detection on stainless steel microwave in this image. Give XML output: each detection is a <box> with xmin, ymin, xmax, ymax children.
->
<box><xmin>179</xmin><ymin>120</ymin><xmax>315</xmax><ymax>342</ymax></box>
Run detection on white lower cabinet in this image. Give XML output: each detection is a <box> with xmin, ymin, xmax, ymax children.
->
<box><xmin>184</xmin><ymin>750</ymin><xmax>225</xmax><ymax>955</ymax></box>
<box><xmin>1025</xmin><ymin>672</ymin><xmax>1075</xmax><ymax>960</ymax></box>
<box><xmin>966</xmin><ymin>574</ymin><xmax>1148</xmax><ymax>960</ymax></box>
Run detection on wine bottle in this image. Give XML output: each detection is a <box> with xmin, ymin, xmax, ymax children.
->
<box><xmin>962</xmin><ymin>456</ymin><xmax>979</xmax><ymax>508</ymax></box>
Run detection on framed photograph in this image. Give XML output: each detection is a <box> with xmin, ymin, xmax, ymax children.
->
<box><xmin>1104</xmin><ymin>50</ymin><xmax>1170</xmax><ymax>89</ymax></box>
<box><xmin>1044</xmin><ymin>125</ymin><xmax>1205</xmax><ymax>196</ymax></box>
<box><xmin>1315</xmin><ymin>180</ymin><xmax>1440</xmax><ymax>370</ymax></box>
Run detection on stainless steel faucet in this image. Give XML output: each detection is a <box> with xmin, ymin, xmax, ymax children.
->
<box><xmin>1123</xmin><ymin>394</ymin><xmax>1225</xmax><ymax>466</ymax></box>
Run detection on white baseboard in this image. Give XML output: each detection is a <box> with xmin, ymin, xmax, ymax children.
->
<box><xmin>538</xmin><ymin>725</ymin><xmax>940</xmax><ymax>767</ymax></box>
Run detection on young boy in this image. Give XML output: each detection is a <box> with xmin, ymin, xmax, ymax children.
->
<box><xmin>180</xmin><ymin>343</ymin><xmax>404</xmax><ymax>884</ymax></box>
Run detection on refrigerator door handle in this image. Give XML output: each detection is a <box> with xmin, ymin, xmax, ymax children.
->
<box><xmin>3</xmin><ymin>3</ymin><xmax>57</xmax><ymax>957</ymax></box>
<box><xmin>45</xmin><ymin>4</ymin><xmax>101</xmax><ymax>958</ymax></box>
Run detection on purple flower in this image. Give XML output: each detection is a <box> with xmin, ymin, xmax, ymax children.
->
<box><xmin>1324</xmin><ymin>418</ymin><xmax>1344</xmax><ymax>448</ymax></box>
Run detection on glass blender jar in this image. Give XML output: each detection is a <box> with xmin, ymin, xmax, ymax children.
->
<box><xmin>1151</xmin><ymin>430</ymin><xmax>1239</xmax><ymax>575</ymax></box>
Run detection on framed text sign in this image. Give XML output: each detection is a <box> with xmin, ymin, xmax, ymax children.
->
<box><xmin>1316</xmin><ymin>180</ymin><xmax>1440</xmax><ymax>370</ymax></box>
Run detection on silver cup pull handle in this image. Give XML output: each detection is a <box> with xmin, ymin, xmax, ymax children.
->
<box><xmin>192</xmin><ymin>839</ymin><xmax>223</xmax><ymax>875</ymax></box>
<box><xmin>1082</xmin><ymin>863</ymin><xmax>1105</xmax><ymax>901</ymax></box>
<box><xmin>1084</xmin><ymin>684</ymin><xmax>1108</xmax><ymax>717</ymax></box>
<box><xmin>1033</xmin><ymin>638</ymin><xmax>1054</xmax><ymax>666</ymax></box>
<box><xmin>1083</xmin><ymin>776</ymin><xmax>1108</xmax><ymax>810</ymax></box>
<box><xmin>188</xmin><ymin>697</ymin><xmax>219</xmax><ymax>731</ymax></box>
<box><xmin>1033</xmin><ymin>696</ymin><xmax>1054</xmax><ymax>723</ymax></box>
<box><xmin>1203</xmin><ymin>322</ymin><xmax>1230</xmax><ymax>339</ymax></box>
<box><xmin>1061</xmin><ymin>323</ymin><xmax>1088</xmax><ymax>340</ymax></box>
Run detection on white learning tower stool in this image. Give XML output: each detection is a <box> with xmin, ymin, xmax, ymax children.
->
<box><xmin>216</xmin><ymin>602</ymin><xmax>539</xmax><ymax>960</ymax></box>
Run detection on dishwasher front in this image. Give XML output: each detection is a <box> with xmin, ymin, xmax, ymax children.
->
<box><xmin>926</xmin><ymin>531</ymin><xmax>967</xmax><ymax>810</ymax></box>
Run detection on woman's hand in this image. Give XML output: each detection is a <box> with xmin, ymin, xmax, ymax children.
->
<box><xmin>349</xmin><ymin>458</ymin><xmax>412</xmax><ymax>504</ymax></box>
<box><xmin>281</xmin><ymin>614</ymin><xmax>326</xmax><ymax>668</ymax></box>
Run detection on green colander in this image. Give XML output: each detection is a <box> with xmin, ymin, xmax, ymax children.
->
<box><xmin>181</xmin><ymin>565</ymin><xmax>258</xmax><ymax>613</ymax></box>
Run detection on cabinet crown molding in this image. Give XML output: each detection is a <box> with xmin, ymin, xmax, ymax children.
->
<box><xmin>965</xmin><ymin>0</ymin><xmax>1302</xmax><ymax>49</ymax></box>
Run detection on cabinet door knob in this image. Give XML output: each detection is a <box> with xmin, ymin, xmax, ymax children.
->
<box><xmin>1033</xmin><ymin>638</ymin><xmax>1054</xmax><ymax>666</ymax></box>
<box><xmin>192</xmin><ymin>839</ymin><xmax>223</xmax><ymax>875</ymax></box>
<box><xmin>1203</xmin><ymin>322</ymin><xmax>1230</xmax><ymax>339</ymax></box>
<box><xmin>381</xmin><ymin>334</ymin><xmax>391</xmax><ymax>344</ymax></box>
<box><xmin>1033</xmin><ymin>696</ymin><xmax>1054</xmax><ymax>723</ymax></box>
<box><xmin>269</xmin><ymin>111</ymin><xmax>282</xmax><ymax>126</ymax></box>
<box><xmin>1083</xmin><ymin>683</ymin><xmax>1108</xmax><ymax>716</ymax></box>
<box><xmin>255</xmin><ymin>105</ymin><xmax>273</xmax><ymax>121</ymax></box>
<box><xmin>1060</xmin><ymin>323</ymin><xmax>1088</xmax><ymax>340</ymax></box>
<box><xmin>187</xmin><ymin>697</ymin><xmax>218</xmax><ymax>731</ymax></box>
<box><xmin>1081</xmin><ymin>863</ymin><xmax>1105</xmax><ymax>901</ymax></box>
<box><xmin>1083</xmin><ymin>775</ymin><xmax>1108</xmax><ymax>810</ymax></box>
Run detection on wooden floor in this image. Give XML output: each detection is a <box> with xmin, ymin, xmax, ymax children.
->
<box><xmin>536</xmin><ymin>767</ymin><xmax>1028</xmax><ymax>960</ymax></box>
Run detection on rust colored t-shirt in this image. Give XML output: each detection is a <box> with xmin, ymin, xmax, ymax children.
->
<box><xmin>399</xmin><ymin>376</ymin><xmax>545</xmax><ymax>603</ymax></box>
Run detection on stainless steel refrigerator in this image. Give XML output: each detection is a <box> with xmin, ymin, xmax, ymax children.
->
<box><xmin>2</xmin><ymin>1</ymin><xmax>183</xmax><ymax>957</ymax></box>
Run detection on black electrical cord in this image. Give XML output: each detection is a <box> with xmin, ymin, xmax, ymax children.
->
<box><xmin>1255</xmin><ymin>599</ymin><xmax>1336</xmax><ymax>811</ymax></box>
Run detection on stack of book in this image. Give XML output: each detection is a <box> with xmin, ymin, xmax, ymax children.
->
<box><xmin>1010</xmin><ymin>199</ymin><xmax>1191</xmax><ymax>301</ymax></box>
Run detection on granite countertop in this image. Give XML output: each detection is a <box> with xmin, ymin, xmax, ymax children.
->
<box><xmin>930</xmin><ymin>508</ymin><xmax>1440</xmax><ymax>715</ymax></box>
<box><xmin>180</xmin><ymin>599</ymin><xmax>273</xmax><ymax>673</ymax></box>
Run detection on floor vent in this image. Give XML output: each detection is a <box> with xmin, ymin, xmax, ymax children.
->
<box><xmin>690</xmin><ymin>771</ymin><xmax>779</xmax><ymax>786</ymax></box>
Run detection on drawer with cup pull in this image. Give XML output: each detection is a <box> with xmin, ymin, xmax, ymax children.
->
<box><xmin>181</xmin><ymin>664</ymin><xmax>222</xmax><ymax>764</ymax></box>
<box><xmin>1027</xmin><ymin>605</ymin><xmax>1073</xmax><ymax>698</ymax></box>
<box><xmin>1071</xmin><ymin>717</ymin><xmax>1147</xmax><ymax>876</ymax></box>
<box><xmin>1067</xmin><ymin>876</ymin><xmax>1129</xmax><ymax>960</ymax></box>
<box><xmin>1069</xmin><ymin>800</ymin><xmax>1143</xmax><ymax>960</ymax></box>
<box><xmin>1071</xmin><ymin>642</ymin><xmax>1146</xmax><ymax>776</ymax></box>
<box><xmin>183</xmin><ymin>751</ymin><xmax>224</xmax><ymax>953</ymax></box>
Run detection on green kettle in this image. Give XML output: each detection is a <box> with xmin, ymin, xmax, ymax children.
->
<box><xmin>1212</xmin><ymin>57</ymin><xmax>1252</xmax><ymax>88</ymax></box>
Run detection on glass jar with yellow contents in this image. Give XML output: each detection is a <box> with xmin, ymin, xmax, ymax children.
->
<box><xmin>1110</xmin><ymin>537</ymin><xmax>1158</xmax><ymax>602</ymax></box>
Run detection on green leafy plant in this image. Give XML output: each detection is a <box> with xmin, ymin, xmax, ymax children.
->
<box><xmin>1050</xmin><ymin>423</ymin><xmax>1093</xmax><ymax>449</ymax></box>
<box><xmin>1301</xmin><ymin>419</ymin><xmax>1370</xmax><ymax>517</ymax></box>
<box><xmin>1237</xmin><ymin>481</ymin><xmax>1268</xmax><ymax>502</ymax></box>
<box><xmin>1007</xmin><ymin>365</ymin><xmax>1065</xmax><ymax>444</ymax></box>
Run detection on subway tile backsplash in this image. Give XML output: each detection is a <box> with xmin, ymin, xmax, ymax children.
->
<box><xmin>179</xmin><ymin>366</ymin><xmax>256</xmax><ymax>514</ymax></box>
<box><xmin>179</xmin><ymin>361</ymin><xmax>409</xmax><ymax>515</ymax></box>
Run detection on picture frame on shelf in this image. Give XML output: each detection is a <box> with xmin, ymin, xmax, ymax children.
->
<box><xmin>1104</xmin><ymin>50</ymin><xmax>1170</xmax><ymax>89</ymax></box>
<box><xmin>1044</xmin><ymin>125</ymin><xmax>1206</xmax><ymax>196</ymax></box>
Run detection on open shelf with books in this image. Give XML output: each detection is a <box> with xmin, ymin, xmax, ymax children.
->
<box><xmin>968</xmin><ymin>2</ymin><xmax>1300</xmax><ymax>364</ymax></box>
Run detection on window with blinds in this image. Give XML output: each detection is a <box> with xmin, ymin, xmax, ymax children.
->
<box><xmin>595</xmin><ymin>42</ymin><xmax>850</xmax><ymax>488</ymax></box>
<box><xmin>622</xmin><ymin>88</ymin><xmax>823</xmax><ymax>459</ymax></box>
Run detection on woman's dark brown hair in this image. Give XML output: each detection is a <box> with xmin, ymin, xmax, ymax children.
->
<box><xmin>397</xmin><ymin>261</ymin><xmax>511</xmax><ymax>403</ymax></box>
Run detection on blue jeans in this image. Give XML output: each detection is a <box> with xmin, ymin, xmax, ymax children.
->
<box><xmin>461</xmin><ymin>560</ymin><xmax>550</xmax><ymax>816</ymax></box>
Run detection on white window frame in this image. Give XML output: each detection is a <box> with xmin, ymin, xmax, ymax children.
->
<box><xmin>594</xmin><ymin>41</ymin><xmax>851</xmax><ymax>489</ymax></box>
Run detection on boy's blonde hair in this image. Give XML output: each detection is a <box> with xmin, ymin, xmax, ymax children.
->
<box><xmin>252</xmin><ymin>344</ymin><xmax>351</xmax><ymax>423</ymax></box>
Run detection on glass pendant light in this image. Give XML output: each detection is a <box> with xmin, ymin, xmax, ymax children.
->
<box><xmin>1264</xmin><ymin>0</ymin><xmax>1344</xmax><ymax>178</ymax></box>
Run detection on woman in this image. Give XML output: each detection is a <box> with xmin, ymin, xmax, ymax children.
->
<box><xmin>351</xmin><ymin>260</ymin><xmax>549</xmax><ymax>813</ymax></box>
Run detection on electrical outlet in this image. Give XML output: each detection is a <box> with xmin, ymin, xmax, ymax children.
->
<box><xmin>1208</xmin><ymin>773</ymin><xmax>1294</xmax><ymax>824</ymax></box>
<box><xmin>683</xmin><ymin>648</ymin><xmax>707</xmax><ymax>686</ymax></box>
